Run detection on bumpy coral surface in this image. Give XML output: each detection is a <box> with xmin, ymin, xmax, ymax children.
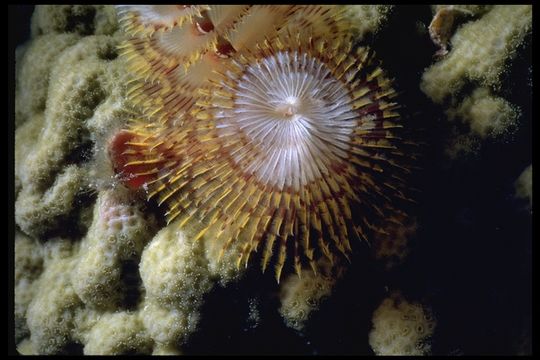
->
<box><xmin>369</xmin><ymin>292</ymin><xmax>436</xmax><ymax>355</ymax></box>
<box><xmin>421</xmin><ymin>5</ymin><xmax>532</xmax><ymax>158</ymax></box>
<box><xmin>72</xmin><ymin>188</ymin><xmax>157</xmax><ymax>309</ymax></box>
<box><xmin>422</xmin><ymin>5</ymin><xmax>531</xmax><ymax>103</ymax></box>
<box><xmin>443</xmin><ymin>87</ymin><xmax>520</xmax><ymax>158</ymax></box>
<box><xmin>279</xmin><ymin>259</ymin><xmax>341</xmax><ymax>331</ymax></box>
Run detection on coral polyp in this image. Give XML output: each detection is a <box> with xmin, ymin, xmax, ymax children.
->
<box><xmin>112</xmin><ymin>5</ymin><xmax>414</xmax><ymax>281</ymax></box>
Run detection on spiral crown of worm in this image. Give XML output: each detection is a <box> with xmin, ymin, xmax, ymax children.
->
<box><xmin>112</xmin><ymin>5</ymin><xmax>415</xmax><ymax>282</ymax></box>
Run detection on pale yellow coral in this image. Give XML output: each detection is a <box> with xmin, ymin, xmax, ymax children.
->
<box><xmin>15</xmin><ymin>22</ymin><xmax>137</xmax><ymax>238</ymax></box>
<box><xmin>15</xmin><ymin>33</ymin><xmax>80</xmax><ymax>126</ymax></box>
<box><xmin>152</xmin><ymin>343</ymin><xmax>183</xmax><ymax>355</ymax></box>
<box><xmin>31</xmin><ymin>5</ymin><xmax>118</xmax><ymax>37</ymax></box>
<box><xmin>72</xmin><ymin>188</ymin><xmax>157</xmax><ymax>309</ymax></box>
<box><xmin>15</xmin><ymin>165</ymin><xmax>87</xmax><ymax>238</ymax></box>
<box><xmin>14</xmin><ymin>5</ymin><xmax>160</xmax><ymax>354</ymax></box>
<box><xmin>421</xmin><ymin>5</ymin><xmax>530</xmax><ymax>159</ymax></box>
<box><xmin>369</xmin><ymin>292</ymin><xmax>436</xmax><ymax>356</ymax></box>
<box><xmin>71</xmin><ymin>308</ymin><xmax>103</xmax><ymax>345</ymax></box>
<box><xmin>278</xmin><ymin>260</ymin><xmax>339</xmax><ymax>331</ymax></box>
<box><xmin>14</xmin><ymin>232</ymin><xmax>43</xmax><ymax>342</ymax></box>
<box><xmin>421</xmin><ymin>5</ymin><xmax>532</xmax><ymax>103</ymax></box>
<box><xmin>515</xmin><ymin>165</ymin><xmax>532</xmax><ymax>210</ymax></box>
<box><xmin>442</xmin><ymin>87</ymin><xmax>520</xmax><ymax>158</ymax></box>
<box><xmin>446</xmin><ymin>87</ymin><xmax>519</xmax><ymax>139</ymax></box>
<box><xmin>16</xmin><ymin>338</ymin><xmax>37</xmax><ymax>355</ymax></box>
<box><xmin>202</xmin><ymin>223</ymin><xmax>247</xmax><ymax>285</ymax></box>
<box><xmin>344</xmin><ymin>5</ymin><xmax>393</xmax><ymax>40</ymax></box>
<box><xmin>83</xmin><ymin>312</ymin><xmax>152</xmax><ymax>355</ymax></box>
<box><xmin>428</xmin><ymin>5</ymin><xmax>492</xmax><ymax>56</ymax></box>
<box><xmin>25</xmin><ymin>239</ymin><xmax>82</xmax><ymax>354</ymax></box>
<box><xmin>139</xmin><ymin>222</ymin><xmax>213</xmax><ymax>345</ymax></box>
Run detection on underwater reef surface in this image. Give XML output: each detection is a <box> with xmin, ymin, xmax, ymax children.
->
<box><xmin>12</xmin><ymin>5</ymin><xmax>531</xmax><ymax>355</ymax></box>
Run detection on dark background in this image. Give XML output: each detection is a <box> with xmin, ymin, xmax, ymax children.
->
<box><xmin>10</xmin><ymin>5</ymin><xmax>532</xmax><ymax>355</ymax></box>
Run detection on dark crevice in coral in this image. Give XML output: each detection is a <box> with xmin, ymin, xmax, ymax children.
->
<box><xmin>306</xmin><ymin>251</ymin><xmax>383</xmax><ymax>355</ymax></box>
<box><xmin>499</xmin><ymin>33</ymin><xmax>532</xmax><ymax>100</ymax></box>
<box><xmin>65</xmin><ymin>138</ymin><xmax>94</xmax><ymax>165</ymax></box>
<box><xmin>65</xmin><ymin>6</ymin><xmax>96</xmax><ymax>36</ymax></box>
<box><xmin>97</xmin><ymin>42</ymin><xmax>118</xmax><ymax>61</ymax></box>
<box><xmin>57</xmin><ymin>342</ymin><xmax>84</xmax><ymax>355</ymax></box>
<box><xmin>119</xmin><ymin>349</ymin><xmax>148</xmax><ymax>356</ymax></box>
<box><xmin>76</xmin><ymin>77</ymin><xmax>107</xmax><ymax>120</ymax></box>
<box><xmin>39</xmin><ymin>189</ymin><xmax>97</xmax><ymax>241</ymax></box>
<box><xmin>120</xmin><ymin>258</ymin><xmax>142</xmax><ymax>310</ymax></box>
<box><xmin>32</xmin><ymin>76</ymin><xmax>107</xmax><ymax>194</ymax></box>
<box><xmin>63</xmin><ymin>77</ymin><xmax>107</xmax><ymax>167</ymax></box>
<box><xmin>186</xmin><ymin>269</ymin><xmax>312</xmax><ymax>355</ymax></box>
<box><xmin>140</xmin><ymin>195</ymin><xmax>168</xmax><ymax>229</ymax></box>
<box><xmin>73</xmin><ymin>189</ymin><xmax>98</xmax><ymax>236</ymax></box>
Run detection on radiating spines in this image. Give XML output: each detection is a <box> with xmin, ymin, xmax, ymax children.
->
<box><xmin>188</xmin><ymin>33</ymin><xmax>367</xmax><ymax>279</ymax></box>
<box><xmin>206</xmin><ymin>5</ymin><xmax>251</xmax><ymax>30</ymax></box>
<box><xmin>219</xmin><ymin>5</ymin><xmax>296</xmax><ymax>53</ymax></box>
<box><xmin>118</xmin><ymin>20</ymin><xmax>219</xmax><ymax>85</ymax></box>
<box><xmin>116</xmin><ymin>6</ymin><xmax>283</xmax><ymax>124</ymax></box>
<box><xmin>114</xmin><ymin>6</ymin><xmax>416</xmax><ymax>282</ymax></box>
<box><xmin>137</xmin><ymin>6</ymin><xmax>298</xmax><ymax>118</ymax></box>
<box><xmin>279</xmin><ymin>5</ymin><xmax>353</xmax><ymax>41</ymax></box>
<box><xmin>193</xmin><ymin>33</ymin><xmax>413</xmax><ymax>280</ymax></box>
<box><xmin>116</xmin><ymin>5</ymin><xmax>210</xmax><ymax>37</ymax></box>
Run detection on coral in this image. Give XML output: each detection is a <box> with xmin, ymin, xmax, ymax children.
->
<box><xmin>14</xmin><ymin>5</ymin><xmax>409</xmax><ymax>354</ymax></box>
<box><xmin>446</xmin><ymin>88</ymin><xmax>519</xmax><ymax>139</ymax></box>
<box><xmin>514</xmin><ymin>165</ymin><xmax>532</xmax><ymax>210</ymax></box>
<box><xmin>15</xmin><ymin>7</ymin><xmax>137</xmax><ymax>238</ymax></box>
<box><xmin>14</xmin><ymin>232</ymin><xmax>43</xmax><ymax>342</ymax></box>
<box><xmin>428</xmin><ymin>5</ymin><xmax>492</xmax><ymax>56</ymax></box>
<box><xmin>278</xmin><ymin>260</ymin><xmax>339</xmax><ymax>331</ymax></box>
<box><xmin>152</xmin><ymin>343</ymin><xmax>183</xmax><ymax>355</ymax></box>
<box><xmin>25</xmin><ymin>238</ymin><xmax>82</xmax><ymax>354</ymax></box>
<box><xmin>72</xmin><ymin>188</ymin><xmax>157</xmax><ymax>309</ymax></box>
<box><xmin>139</xmin><ymin>223</ymin><xmax>213</xmax><ymax>346</ymax></box>
<box><xmin>369</xmin><ymin>292</ymin><xmax>436</xmax><ymax>355</ymax></box>
<box><xmin>344</xmin><ymin>5</ymin><xmax>394</xmax><ymax>39</ymax></box>
<box><xmin>31</xmin><ymin>5</ymin><xmax>118</xmax><ymax>37</ymax></box>
<box><xmin>421</xmin><ymin>5</ymin><xmax>532</xmax><ymax>103</ymax></box>
<box><xmin>15</xmin><ymin>165</ymin><xmax>87</xmax><ymax>238</ymax></box>
<box><xmin>443</xmin><ymin>87</ymin><xmax>519</xmax><ymax>159</ymax></box>
<box><xmin>201</xmin><ymin>221</ymin><xmax>247</xmax><ymax>285</ymax></box>
<box><xmin>15</xmin><ymin>33</ymin><xmax>80</xmax><ymax>126</ymax></box>
<box><xmin>83</xmin><ymin>312</ymin><xmax>152</xmax><ymax>355</ymax></box>
<box><xmin>421</xmin><ymin>5</ymin><xmax>531</xmax><ymax>158</ymax></box>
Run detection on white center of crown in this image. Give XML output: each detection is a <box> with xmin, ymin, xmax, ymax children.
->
<box><xmin>216</xmin><ymin>51</ymin><xmax>357</xmax><ymax>191</ymax></box>
<box><xmin>276</xmin><ymin>96</ymin><xmax>301</xmax><ymax>118</ymax></box>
